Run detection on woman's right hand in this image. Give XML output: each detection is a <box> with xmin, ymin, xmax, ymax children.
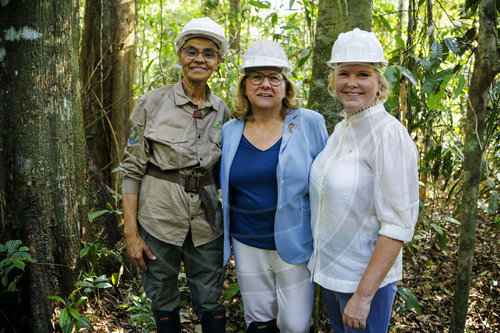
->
<box><xmin>122</xmin><ymin>193</ymin><xmax>156</xmax><ymax>271</ymax></box>
<box><xmin>125</xmin><ymin>233</ymin><xmax>156</xmax><ymax>271</ymax></box>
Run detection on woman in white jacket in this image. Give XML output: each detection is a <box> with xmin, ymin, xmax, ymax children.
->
<box><xmin>308</xmin><ymin>28</ymin><xmax>419</xmax><ymax>332</ymax></box>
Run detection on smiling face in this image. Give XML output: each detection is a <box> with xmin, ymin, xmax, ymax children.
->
<box><xmin>334</xmin><ymin>64</ymin><xmax>381</xmax><ymax>113</ymax></box>
<box><xmin>244</xmin><ymin>69</ymin><xmax>286</xmax><ymax>114</ymax></box>
<box><xmin>178</xmin><ymin>37</ymin><xmax>221</xmax><ymax>84</ymax></box>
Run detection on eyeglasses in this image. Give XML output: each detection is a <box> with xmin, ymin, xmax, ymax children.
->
<box><xmin>181</xmin><ymin>47</ymin><xmax>219</xmax><ymax>61</ymax></box>
<box><xmin>246</xmin><ymin>72</ymin><xmax>285</xmax><ymax>87</ymax></box>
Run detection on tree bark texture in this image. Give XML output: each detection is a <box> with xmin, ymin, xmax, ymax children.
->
<box><xmin>229</xmin><ymin>0</ymin><xmax>241</xmax><ymax>51</ymax></box>
<box><xmin>450</xmin><ymin>0</ymin><xmax>499</xmax><ymax>331</ymax></box>
<box><xmin>307</xmin><ymin>0</ymin><xmax>373</xmax><ymax>133</ymax></box>
<box><xmin>419</xmin><ymin>0</ymin><xmax>435</xmax><ymax>203</ymax></box>
<box><xmin>81</xmin><ymin>0</ymin><xmax>136</xmax><ymax>189</ymax></box>
<box><xmin>80</xmin><ymin>0</ymin><xmax>128</xmax><ymax>252</ymax></box>
<box><xmin>0</xmin><ymin>1</ymin><xmax>86</xmax><ymax>331</ymax></box>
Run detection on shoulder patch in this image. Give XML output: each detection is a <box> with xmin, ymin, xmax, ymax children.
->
<box><xmin>128</xmin><ymin>126</ymin><xmax>139</xmax><ymax>144</ymax></box>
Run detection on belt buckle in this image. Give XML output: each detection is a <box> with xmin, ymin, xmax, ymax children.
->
<box><xmin>184</xmin><ymin>174</ymin><xmax>200</xmax><ymax>193</ymax></box>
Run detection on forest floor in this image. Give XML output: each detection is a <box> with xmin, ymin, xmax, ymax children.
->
<box><xmin>77</xmin><ymin>207</ymin><xmax>498</xmax><ymax>333</ymax></box>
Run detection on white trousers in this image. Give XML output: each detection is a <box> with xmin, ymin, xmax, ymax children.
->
<box><xmin>232</xmin><ymin>238</ymin><xmax>314</xmax><ymax>333</ymax></box>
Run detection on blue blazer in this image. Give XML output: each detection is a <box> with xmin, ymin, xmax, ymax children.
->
<box><xmin>220</xmin><ymin>108</ymin><xmax>328</xmax><ymax>264</ymax></box>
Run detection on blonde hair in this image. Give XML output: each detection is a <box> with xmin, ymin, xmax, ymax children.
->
<box><xmin>232</xmin><ymin>75</ymin><xmax>301</xmax><ymax>120</ymax></box>
<box><xmin>327</xmin><ymin>66</ymin><xmax>390</xmax><ymax>102</ymax></box>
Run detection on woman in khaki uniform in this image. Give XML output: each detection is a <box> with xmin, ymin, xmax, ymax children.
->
<box><xmin>119</xmin><ymin>18</ymin><xmax>229</xmax><ymax>333</ymax></box>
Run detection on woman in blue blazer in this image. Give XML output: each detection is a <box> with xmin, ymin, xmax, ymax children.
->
<box><xmin>220</xmin><ymin>40</ymin><xmax>328</xmax><ymax>333</ymax></box>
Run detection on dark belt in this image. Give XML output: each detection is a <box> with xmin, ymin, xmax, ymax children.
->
<box><xmin>145</xmin><ymin>163</ymin><xmax>217</xmax><ymax>231</ymax></box>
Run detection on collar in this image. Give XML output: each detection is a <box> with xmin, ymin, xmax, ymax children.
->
<box><xmin>342</xmin><ymin>102</ymin><xmax>385</xmax><ymax>123</ymax></box>
<box><xmin>173</xmin><ymin>79</ymin><xmax>215</xmax><ymax>109</ymax></box>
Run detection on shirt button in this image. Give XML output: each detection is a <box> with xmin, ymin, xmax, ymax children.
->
<box><xmin>278</xmin><ymin>206</ymin><xmax>282</xmax><ymax>211</ymax></box>
<box><xmin>199</xmin><ymin>157</ymin><xmax>203</xmax><ymax>161</ymax></box>
<box><xmin>280</xmin><ymin>180</ymin><xmax>284</xmax><ymax>185</ymax></box>
<box><xmin>197</xmin><ymin>134</ymin><xmax>201</xmax><ymax>139</ymax></box>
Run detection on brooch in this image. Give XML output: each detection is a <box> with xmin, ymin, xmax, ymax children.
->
<box><xmin>288</xmin><ymin>122</ymin><xmax>295</xmax><ymax>133</ymax></box>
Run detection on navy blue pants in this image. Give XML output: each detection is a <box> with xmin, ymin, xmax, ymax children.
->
<box><xmin>321</xmin><ymin>281</ymin><xmax>398</xmax><ymax>333</ymax></box>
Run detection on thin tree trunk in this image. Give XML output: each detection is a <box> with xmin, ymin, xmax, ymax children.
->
<box><xmin>450</xmin><ymin>0</ymin><xmax>499</xmax><ymax>331</ymax></box>
<box><xmin>307</xmin><ymin>0</ymin><xmax>373</xmax><ymax>133</ymax></box>
<box><xmin>229</xmin><ymin>0</ymin><xmax>241</xmax><ymax>51</ymax></box>
<box><xmin>419</xmin><ymin>0</ymin><xmax>435</xmax><ymax>203</ymax></box>
<box><xmin>400</xmin><ymin>0</ymin><xmax>417</xmax><ymax>127</ymax></box>
<box><xmin>397</xmin><ymin>0</ymin><xmax>403</xmax><ymax>41</ymax></box>
<box><xmin>0</xmin><ymin>1</ymin><xmax>85</xmax><ymax>331</ymax></box>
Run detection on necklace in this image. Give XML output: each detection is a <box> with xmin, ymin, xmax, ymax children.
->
<box><xmin>343</xmin><ymin>101</ymin><xmax>378</xmax><ymax>118</ymax></box>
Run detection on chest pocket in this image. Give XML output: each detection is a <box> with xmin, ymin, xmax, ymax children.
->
<box><xmin>200</xmin><ymin>129</ymin><xmax>221</xmax><ymax>165</ymax></box>
<box><xmin>210</xmin><ymin>130</ymin><xmax>222</xmax><ymax>148</ymax></box>
<box><xmin>151</xmin><ymin>126</ymin><xmax>193</xmax><ymax>169</ymax></box>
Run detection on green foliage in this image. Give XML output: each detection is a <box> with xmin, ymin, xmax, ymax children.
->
<box><xmin>222</xmin><ymin>282</ymin><xmax>240</xmax><ymax>302</ymax></box>
<box><xmin>0</xmin><ymin>240</ymin><xmax>37</xmax><ymax>293</ymax></box>
<box><xmin>49</xmin><ymin>242</ymin><xmax>123</xmax><ymax>332</ymax></box>
<box><xmin>80</xmin><ymin>242</ymin><xmax>122</xmax><ymax>266</ymax></box>
<box><xmin>479</xmin><ymin>179</ymin><xmax>500</xmax><ymax>216</ymax></box>
<box><xmin>395</xmin><ymin>286</ymin><xmax>422</xmax><ymax>315</ymax></box>
<box><xmin>120</xmin><ymin>292</ymin><xmax>156</xmax><ymax>332</ymax></box>
<box><xmin>48</xmin><ymin>293</ymin><xmax>94</xmax><ymax>333</ymax></box>
<box><xmin>88</xmin><ymin>201</ymin><xmax>123</xmax><ymax>221</ymax></box>
<box><xmin>76</xmin><ymin>272</ymin><xmax>113</xmax><ymax>294</ymax></box>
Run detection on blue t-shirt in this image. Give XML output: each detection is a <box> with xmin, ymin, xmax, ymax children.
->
<box><xmin>229</xmin><ymin>135</ymin><xmax>281</xmax><ymax>249</ymax></box>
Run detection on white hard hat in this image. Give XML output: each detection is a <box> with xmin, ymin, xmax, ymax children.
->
<box><xmin>174</xmin><ymin>17</ymin><xmax>228</xmax><ymax>57</ymax></box>
<box><xmin>239</xmin><ymin>40</ymin><xmax>293</xmax><ymax>77</ymax></box>
<box><xmin>327</xmin><ymin>28</ymin><xmax>388</xmax><ymax>68</ymax></box>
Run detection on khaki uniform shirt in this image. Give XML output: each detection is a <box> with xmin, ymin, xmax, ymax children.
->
<box><xmin>120</xmin><ymin>81</ymin><xmax>229</xmax><ymax>247</ymax></box>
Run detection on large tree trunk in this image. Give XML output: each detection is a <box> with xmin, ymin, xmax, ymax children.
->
<box><xmin>108</xmin><ymin>0</ymin><xmax>136</xmax><ymax>189</ymax></box>
<box><xmin>81</xmin><ymin>0</ymin><xmax>136</xmax><ymax>190</ymax></box>
<box><xmin>0</xmin><ymin>1</ymin><xmax>86</xmax><ymax>331</ymax></box>
<box><xmin>450</xmin><ymin>0</ymin><xmax>499</xmax><ymax>331</ymax></box>
<box><xmin>80</xmin><ymin>0</ymin><xmax>129</xmax><ymax>252</ymax></box>
<box><xmin>81</xmin><ymin>0</ymin><xmax>110</xmax><ymax>184</ymax></box>
<box><xmin>307</xmin><ymin>0</ymin><xmax>372</xmax><ymax>132</ymax></box>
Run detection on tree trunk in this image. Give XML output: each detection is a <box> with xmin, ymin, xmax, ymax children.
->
<box><xmin>419</xmin><ymin>0</ymin><xmax>435</xmax><ymax>203</ymax></box>
<box><xmin>0</xmin><ymin>1</ymin><xmax>86</xmax><ymax>331</ymax></box>
<box><xmin>109</xmin><ymin>0</ymin><xmax>136</xmax><ymax>189</ymax></box>
<box><xmin>80</xmin><ymin>0</ymin><xmax>129</xmax><ymax>252</ymax></box>
<box><xmin>81</xmin><ymin>0</ymin><xmax>110</xmax><ymax>182</ymax></box>
<box><xmin>229</xmin><ymin>0</ymin><xmax>241</xmax><ymax>51</ymax></box>
<box><xmin>450</xmin><ymin>0</ymin><xmax>499</xmax><ymax>331</ymax></box>
<box><xmin>307</xmin><ymin>0</ymin><xmax>373</xmax><ymax>133</ymax></box>
<box><xmin>81</xmin><ymin>0</ymin><xmax>136</xmax><ymax>189</ymax></box>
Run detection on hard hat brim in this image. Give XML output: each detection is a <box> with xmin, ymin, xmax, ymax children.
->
<box><xmin>327</xmin><ymin>60</ymin><xmax>388</xmax><ymax>69</ymax></box>
<box><xmin>175</xmin><ymin>30</ymin><xmax>228</xmax><ymax>56</ymax></box>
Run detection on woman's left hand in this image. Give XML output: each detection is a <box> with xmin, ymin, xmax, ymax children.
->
<box><xmin>342</xmin><ymin>291</ymin><xmax>372</xmax><ymax>330</ymax></box>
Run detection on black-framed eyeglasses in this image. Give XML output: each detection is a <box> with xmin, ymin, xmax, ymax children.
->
<box><xmin>181</xmin><ymin>47</ymin><xmax>220</xmax><ymax>61</ymax></box>
<box><xmin>246</xmin><ymin>72</ymin><xmax>285</xmax><ymax>87</ymax></box>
